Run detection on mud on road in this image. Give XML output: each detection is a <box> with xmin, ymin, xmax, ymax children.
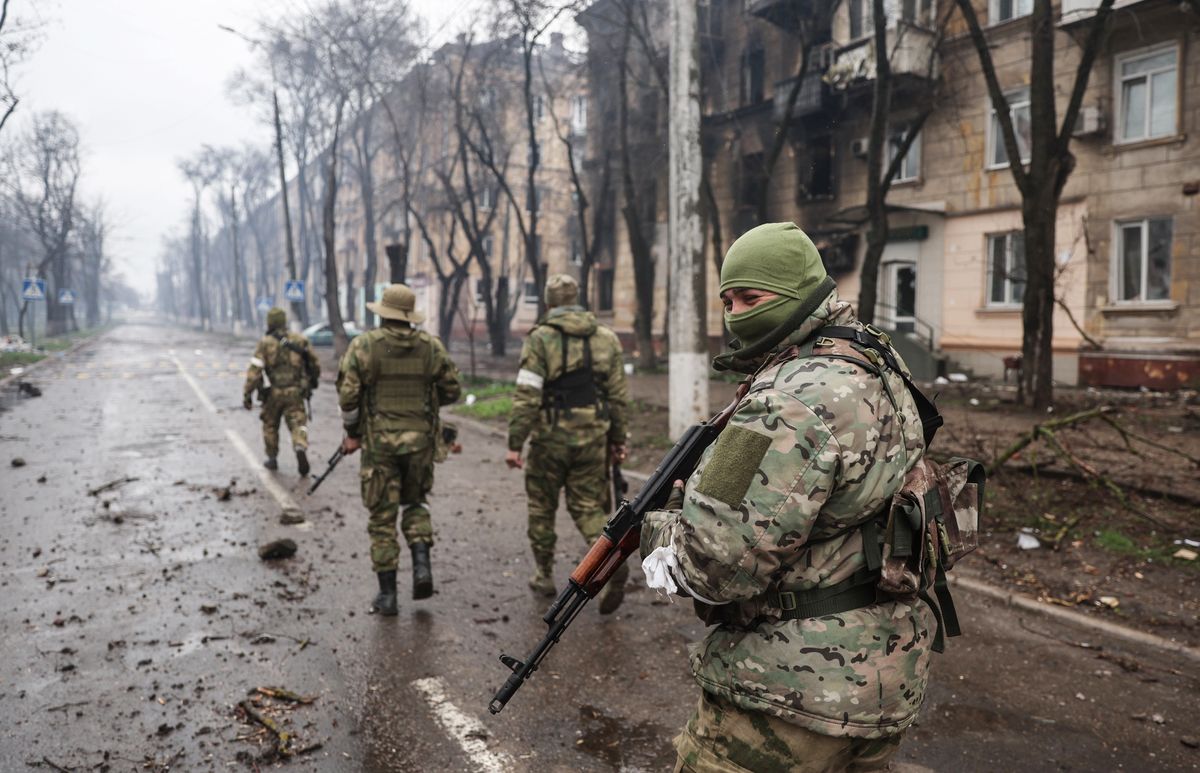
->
<box><xmin>1</xmin><ymin>324</ymin><xmax>1197</xmax><ymax>771</ymax></box>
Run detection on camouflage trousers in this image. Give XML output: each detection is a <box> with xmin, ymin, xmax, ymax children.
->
<box><xmin>361</xmin><ymin>446</ymin><xmax>435</xmax><ymax>572</ymax></box>
<box><xmin>261</xmin><ymin>390</ymin><xmax>308</xmax><ymax>458</ymax></box>
<box><xmin>673</xmin><ymin>691</ymin><xmax>903</xmax><ymax>773</ymax></box>
<box><xmin>524</xmin><ymin>439</ymin><xmax>609</xmax><ymax>563</ymax></box>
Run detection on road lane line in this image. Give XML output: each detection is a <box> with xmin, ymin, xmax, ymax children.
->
<box><xmin>172</xmin><ymin>355</ymin><xmax>304</xmax><ymax>521</ymax></box>
<box><xmin>411</xmin><ymin>677</ymin><xmax>513</xmax><ymax>773</ymax></box>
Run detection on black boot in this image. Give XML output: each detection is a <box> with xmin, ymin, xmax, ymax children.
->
<box><xmin>370</xmin><ymin>570</ymin><xmax>398</xmax><ymax>616</ymax></box>
<box><xmin>264</xmin><ymin>457</ymin><xmax>278</xmax><ymax>471</ymax></box>
<box><xmin>296</xmin><ymin>449</ymin><xmax>310</xmax><ymax>476</ymax></box>
<box><xmin>411</xmin><ymin>543</ymin><xmax>433</xmax><ymax>600</ymax></box>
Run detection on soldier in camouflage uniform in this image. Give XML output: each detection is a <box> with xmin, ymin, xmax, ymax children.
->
<box><xmin>639</xmin><ymin>223</ymin><xmax>934</xmax><ymax>772</ymax></box>
<box><xmin>337</xmin><ymin>284</ymin><xmax>462</xmax><ymax>616</ymax></box>
<box><xmin>506</xmin><ymin>274</ymin><xmax>630</xmax><ymax>613</ymax></box>
<box><xmin>243</xmin><ymin>307</ymin><xmax>320</xmax><ymax>475</ymax></box>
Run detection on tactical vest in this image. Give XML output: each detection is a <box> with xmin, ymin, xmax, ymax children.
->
<box><xmin>266</xmin><ymin>332</ymin><xmax>305</xmax><ymax>390</ymax></box>
<box><xmin>540</xmin><ymin>327</ymin><xmax>604</xmax><ymax>425</ymax></box>
<box><xmin>700</xmin><ymin>325</ymin><xmax>982</xmax><ymax>652</ymax></box>
<box><xmin>367</xmin><ymin>330</ymin><xmax>436</xmax><ymax>433</ymax></box>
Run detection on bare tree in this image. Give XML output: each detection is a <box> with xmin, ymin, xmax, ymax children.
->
<box><xmin>954</xmin><ymin>0</ymin><xmax>1114</xmax><ymax>407</ymax></box>
<box><xmin>178</xmin><ymin>151</ymin><xmax>219</xmax><ymax>329</ymax></box>
<box><xmin>77</xmin><ymin>200</ymin><xmax>111</xmax><ymax>329</ymax></box>
<box><xmin>0</xmin><ymin>0</ymin><xmax>40</xmax><ymax>136</ymax></box>
<box><xmin>5</xmin><ymin>111</ymin><xmax>83</xmax><ymax>337</ymax></box>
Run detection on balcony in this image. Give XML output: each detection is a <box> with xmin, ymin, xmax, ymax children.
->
<box><xmin>745</xmin><ymin>0</ymin><xmax>813</xmax><ymax>29</ymax></box>
<box><xmin>1060</xmin><ymin>0</ymin><xmax>1148</xmax><ymax>24</ymax></box>
<box><xmin>773</xmin><ymin>72</ymin><xmax>832</xmax><ymax>120</ymax></box>
<box><xmin>826</xmin><ymin>23</ymin><xmax>937</xmax><ymax>89</ymax></box>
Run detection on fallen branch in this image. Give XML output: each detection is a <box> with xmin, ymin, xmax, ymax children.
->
<box><xmin>237</xmin><ymin>700</ymin><xmax>293</xmax><ymax>757</ymax></box>
<box><xmin>43</xmin><ymin>701</ymin><xmax>89</xmax><ymax>714</ymax></box>
<box><xmin>87</xmin><ymin>476</ymin><xmax>139</xmax><ymax>497</ymax></box>
<box><xmin>988</xmin><ymin>406</ymin><xmax>1116</xmax><ymax>473</ymax></box>
<box><xmin>37</xmin><ymin>758</ymin><xmax>73</xmax><ymax>773</ymax></box>
<box><xmin>252</xmin><ymin>687</ymin><xmax>316</xmax><ymax>705</ymax></box>
<box><xmin>1099</xmin><ymin>415</ymin><xmax>1200</xmax><ymax>468</ymax></box>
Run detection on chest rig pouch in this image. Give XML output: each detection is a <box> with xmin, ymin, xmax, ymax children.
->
<box><xmin>541</xmin><ymin>328</ymin><xmax>603</xmax><ymax>426</ymax></box>
<box><xmin>368</xmin><ymin>332</ymin><xmax>435</xmax><ymax>433</ymax></box>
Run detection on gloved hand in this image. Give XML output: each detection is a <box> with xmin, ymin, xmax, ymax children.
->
<box><xmin>665</xmin><ymin>479</ymin><xmax>685</xmax><ymax>510</ymax></box>
<box><xmin>243</xmin><ymin>394</ymin><xmax>253</xmax><ymax>410</ymax></box>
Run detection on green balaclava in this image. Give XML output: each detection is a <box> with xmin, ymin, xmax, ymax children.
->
<box><xmin>266</xmin><ymin>307</ymin><xmax>287</xmax><ymax>332</ymax></box>
<box><xmin>720</xmin><ymin>222</ymin><xmax>831</xmax><ymax>351</ymax></box>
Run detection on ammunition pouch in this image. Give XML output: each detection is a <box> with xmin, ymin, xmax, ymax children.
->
<box><xmin>541</xmin><ymin>328</ymin><xmax>605</xmax><ymax>425</ymax></box>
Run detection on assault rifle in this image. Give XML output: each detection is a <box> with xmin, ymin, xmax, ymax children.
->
<box><xmin>488</xmin><ymin>384</ymin><xmax>748</xmax><ymax>714</ymax></box>
<box><xmin>306</xmin><ymin>448</ymin><xmax>345</xmax><ymax>495</ymax></box>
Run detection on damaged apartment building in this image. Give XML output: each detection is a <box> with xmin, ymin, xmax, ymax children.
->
<box><xmin>580</xmin><ymin>0</ymin><xmax>1200</xmax><ymax>388</ymax></box>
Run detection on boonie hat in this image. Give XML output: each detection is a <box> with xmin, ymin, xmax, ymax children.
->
<box><xmin>367</xmin><ymin>283</ymin><xmax>425</xmax><ymax>324</ymax></box>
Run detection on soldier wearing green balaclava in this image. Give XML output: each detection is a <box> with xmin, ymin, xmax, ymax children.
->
<box><xmin>243</xmin><ymin>306</ymin><xmax>321</xmax><ymax>478</ymax></box>
<box><xmin>640</xmin><ymin>222</ymin><xmax>937</xmax><ymax>772</ymax></box>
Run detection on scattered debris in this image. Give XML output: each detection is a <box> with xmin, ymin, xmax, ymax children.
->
<box><xmin>1097</xmin><ymin>596</ymin><xmax>1120</xmax><ymax>609</ymax></box>
<box><xmin>17</xmin><ymin>381</ymin><xmax>42</xmax><ymax>397</ymax></box>
<box><xmin>253</xmin><ymin>686</ymin><xmax>316</xmax><ymax>704</ymax></box>
<box><xmin>279</xmin><ymin>508</ymin><xmax>306</xmax><ymax>525</ymax></box>
<box><xmin>11</xmin><ymin>457</ymin><xmax>25</xmax><ymax>467</ymax></box>
<box><xmin>1017</xmin><ymin>533</ymin><xmax>1041</xmax><ymax>550</ymax></box>
<box><xmin>236</xmin><ymin>695</ymin><xmax>323</xmax><ymax>760</ymax></box>
<box><xmin>87</xmin><ymin>476</ymin><xmax>139</xmax><ymax>497</ymax></box>
<box><xmin>258</xmin><ymin>539</ymin><xmax>298</xmax><ymax>560</ymax></box>
<box><xmin>199</xmin><ymin>604</ymin><xmax>218</xmax><ymax>615</ymax></box>
<box><xmin>1173</xmin><ymin>548</ymin><xmax>1197</xmax><ymax>561</ymax></box>
<box><xmin>948</xmin><ymin>373</ymin><xmax>969</xmax><ymax>383</ymax></box>
<box><xmin>1182</xmin><ymin>738</ymin><xmax>1199</xmax><ymax>749</ymax></box>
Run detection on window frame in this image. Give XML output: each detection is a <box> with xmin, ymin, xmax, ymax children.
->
<box><xmin>984</xmin><ymin>230</ymin><xmax>1026</xmax><ymax>308</ymax></box>
<box><xmin>1113</xmin><ymin>42</ymin><xmax>1180</xmax><ymax>146</ymax></box>
<box><xmin>887</xmin><ymin>125</ymin><xmax>922</xmax><ymax>183</ymax></box>
<box><xmin>985</xmin><ymin>87</ymin><xmax>1032</xmax><ymax>170</ymax></box>
<box><xmin>1111</xmin><ymin>216</ymin><xmax>1174</xmax><ymax>304</ymax></box>
<box><xmin>570</xmin><ymin>94</ymin><xmax>588</xmax><ymax>136</ymax></box>
<box><xmin>989</xmin><ymin>0</ymin><xmax>1032</xmax><ymax>25</ymax></box>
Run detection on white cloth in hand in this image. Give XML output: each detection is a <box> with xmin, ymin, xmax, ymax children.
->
<box><xmin>642</xmin><ymin>545</ymin><xmax>680</xmax><ymax>598</ymax></box>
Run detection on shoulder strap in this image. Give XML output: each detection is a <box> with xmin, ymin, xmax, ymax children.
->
<box><xmin>819</xmin><ymin>325</ymin><xmax>943</xmax><ymax>446</ymax></box>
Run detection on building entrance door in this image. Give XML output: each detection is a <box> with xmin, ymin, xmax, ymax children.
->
<box><xmin>883</xmin><ymin>261</ymin><xmax>917</xmax><ymax>334</ymax></box>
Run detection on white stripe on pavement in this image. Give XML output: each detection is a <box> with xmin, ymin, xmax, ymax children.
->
<box><xmin>172</xmin><ymin>355</ymin><xmax>304</xmax><ymax>521</ymax></box>
<box><xmin>411</xmin><ymin>677</ymin><xmax>513</xmax><ymax>773</ymax></box>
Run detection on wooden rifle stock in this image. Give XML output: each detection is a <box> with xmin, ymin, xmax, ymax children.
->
<box><xmin>489</xmin><ymin>382</ymin><xmax>749</xmax><ymax>714</ymax></box>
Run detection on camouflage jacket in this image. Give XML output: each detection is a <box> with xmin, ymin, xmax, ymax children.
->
<box><xmin>337</xmin><ymin>323</ymin><xmax>461</xmax><ymax>454</ymax></box>
<box><xmin>244</xmin><ymin>331</ymin><xmax>320</xmax><ymax>397</ymax></box>
<box><xmin>507</xmin><ymin>306</ymin><xmax>629</xmax><ymax>451</ymax></box>
<box><xmin>640</xmin><ymin>289</ymin><xmax>934</xmax><ymax>739</ymax></box>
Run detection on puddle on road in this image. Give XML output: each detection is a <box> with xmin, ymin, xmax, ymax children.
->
<box><xmin>575</xmin><ymin>704</ymin><xmax>675</xmax><ymax>771</ymax></box>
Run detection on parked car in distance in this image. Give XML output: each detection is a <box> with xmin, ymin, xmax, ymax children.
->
<box><xmin>303</xmin><ymin>320</ymin><xmax>361</xmax><ymax>347</ymax></box>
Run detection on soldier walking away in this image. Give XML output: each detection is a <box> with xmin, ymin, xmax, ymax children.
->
<box><xmin>243</xmin><ymin>307</ymin><xmax>320</xmax><ymax>475</ymax></box>
<box><xmin>506</xmin><ymin>274</ymin><xmax>630</xmax><ymax>613</ymax></box>
<box><xmin>639</xmin><ymin>223</ymin><xmax>936</xmax><ymax>772</ymax></box>
<box><xmin>337</xmin><ymin>284</ymin><xmax>461</xmax><ymax>616</ymax></box>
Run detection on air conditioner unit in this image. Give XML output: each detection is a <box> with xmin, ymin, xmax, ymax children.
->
<box><xmin>850</xmin><ymin>137</ymin><xmax>869</xmax><ymax>158</ymax></box>
<box><xmin>1073</xmin><ymin>105</ymin><xmax>1106</xmax><ymax>137</ymax></box>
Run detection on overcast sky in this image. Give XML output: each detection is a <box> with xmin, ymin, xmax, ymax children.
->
<box><xmin>11</xmin><ymin>0</ymin><xmax>479</xmax><ymax>296</ymax></box>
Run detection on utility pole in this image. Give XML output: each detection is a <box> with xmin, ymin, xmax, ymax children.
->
<box><xmin>668</xmin><ymin>0</ymin><xmax>708</xmax><ymax>438</ymax></box>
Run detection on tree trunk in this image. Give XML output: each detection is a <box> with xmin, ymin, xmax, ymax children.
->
<box><xmin>386</xmin><ymin>241</ymin><xmax>407</xmax><ymax>284</ymax></box>
<box><xmin>323</xmin><ymin>100</ymin><xmax>349</xmax><ymax>357</ymax></box>
<box><xmin>358</xmin><ymin>117</ymin><xmax>379</xmax><ymax>327</ymax></box>
<box><xmin>274</xmin><ymin>89</ymin><xmax>303</xmax><ymax>327</ymax></box>
<box><xmin>1021</xmin><ymin>193</ymin><xmax>1057</xmax><ymax>409</ymax></box>
<box><xmin>190</xmin><ymin>203</ymin><xmax>208</xmax><ymax>329</ymax></box>
<box><xmin>857</xmin><ymin>0</ymin><xmax>894</xmax><ymax>327</ymax></box>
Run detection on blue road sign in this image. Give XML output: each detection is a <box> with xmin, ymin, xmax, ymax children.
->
<box><xmin>21</xmin><ymin>278</ymin><xmax>46</xmax><ymax>302</ymax></box>
<box><xmin>256</xmin><ymin>296</ymin><xmax>273</xmax><ymax>313</ymax></box>
<box><xmin>283</xmin><ymin>280</ymin><xmax>305</xmax><ymax>303</ymax></box>
<box><xmin>58</xmin><ymin>288</ymin><xmax>76</xmax><ymax>305</ymax></box>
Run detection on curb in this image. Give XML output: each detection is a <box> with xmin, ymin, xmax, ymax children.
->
<box><xmin>452</xmin><ymin>415</ymin><xmax>1200</xmax><ymax>663</ymax></box>
<box><xmin>950</xmin><ymin>574</ymin><xmax>1200</xmax><ymax>663</ymax></box>
<box><xmin>0</xmin><ymin>332</ymin><xmax>104</xmax><ymax>389</ymax></box>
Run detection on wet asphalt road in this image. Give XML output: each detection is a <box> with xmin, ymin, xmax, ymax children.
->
<box><xmin>0</xmin><ymin>322</ymin><xmax>1196</xmax><ymax>772</ymax></box>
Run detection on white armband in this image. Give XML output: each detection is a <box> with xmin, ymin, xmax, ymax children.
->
<box><xmin>641</xmin><ymin>545</ymin><xmax>725</xmax><ymax>606</ymax></box>
<box><xmin>249</xmin><ymin>357</ymin><xmax>265</xmax><ymax>368</ymax></box>
<box><xmin>516</xmin><ymin>368</ymin><xmax>544</xmax><ymax>391</ymax></box>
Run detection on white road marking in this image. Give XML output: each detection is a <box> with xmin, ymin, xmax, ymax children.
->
<box><xmin>411</xmin><ymin>677</ymin><xmax>513</xmax><ymax>773</ymax></box>
<box><xmin>172</xmin><ymin>355</ymin><xmax>304</xmax><ymax>523</ymax></box>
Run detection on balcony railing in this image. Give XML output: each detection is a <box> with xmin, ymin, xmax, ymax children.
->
<box><xmin>826</xmin><ymin>23</ymin><xmax>937</xmax><ymax>89</ymax></box>
<box><xmin>773</xmin><ymin>72</ymin><xmax>832</xmax><ymax>120</ymax></box>
<box><xmin>1060</xmin><ymin>0</ymin><xmax>1145</xmax><ymax>23</ymax></box>
<box><xmin>745</xmin><ymin>0</ymin><xmax>811</xmax><ymax>28</ymax></box>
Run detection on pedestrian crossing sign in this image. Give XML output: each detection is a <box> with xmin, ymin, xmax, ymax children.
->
<box><xmin>58</xmin><ymin>288</ymin><xmax>76</xmax><ymax>305</ymax></box>
<box><xmin>284</xmin><ymin>280</ymin><xmax>305</xmax><ymax>303</ymax></box>
<box><xmin>256</xmin><ymin>296</ymin><xmax>273</xmax><ymax>313</ymax></box>
<box><xmin>21</xmin><ymin>278</ymin><xmax>46</xmax><ymax>301</ymax></box>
